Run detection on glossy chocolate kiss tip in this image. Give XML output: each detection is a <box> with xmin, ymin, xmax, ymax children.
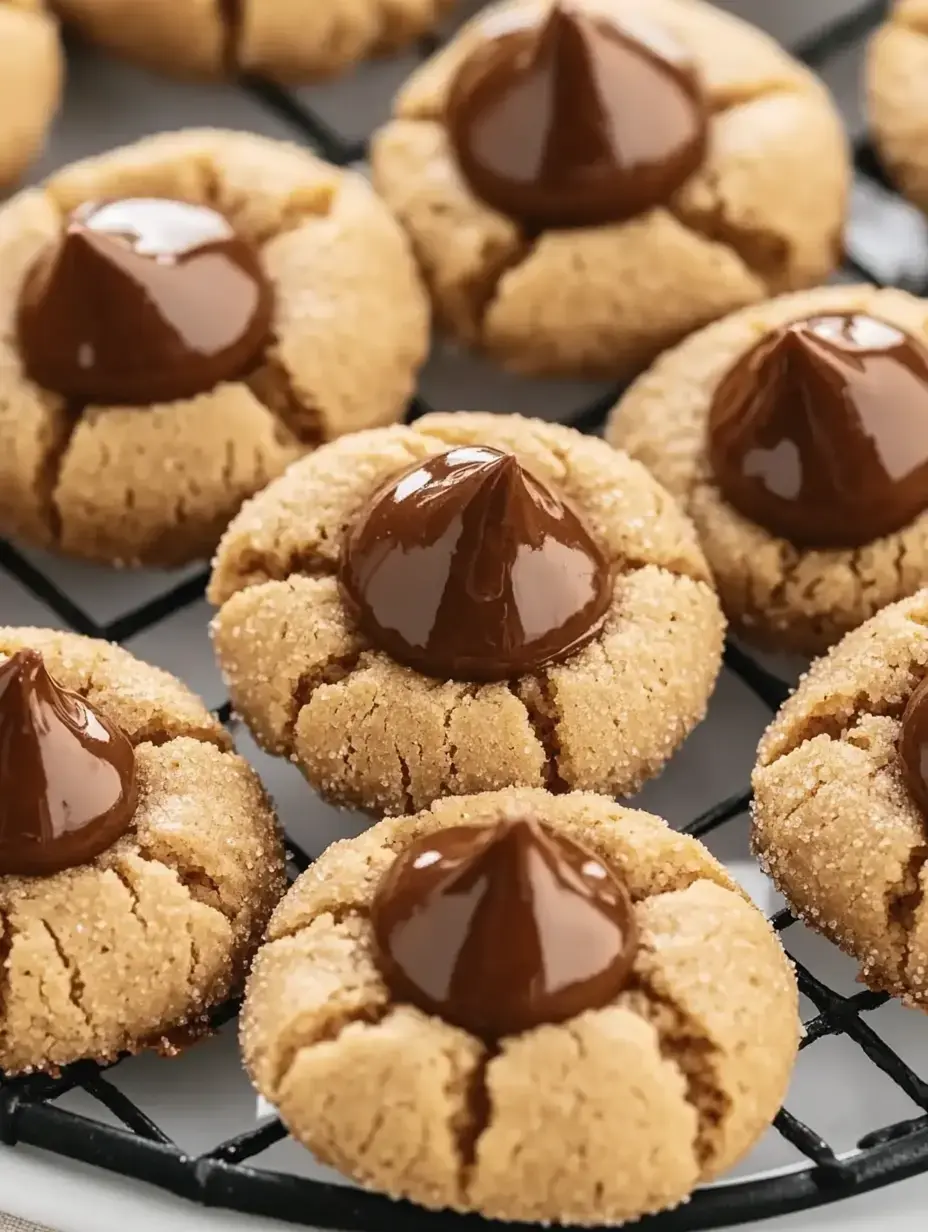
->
<box><xmin>446</xmin><ymin>0</ymin><xmax>707</xmax><ymax>229</ymax></box>
<box><xmin>0</xmin><ymin>648</ymin><xmax>138</xmax><ymax>877</ymax></box>
<box><xmin>371</xmin><ymin>816</ymin><xmax>638</xmax><ymax>1039</ymax></box>
<box><xmin>17</xmin><ymin>196</ymin><xmax>273</xmax><ymax>407</ymax></box>
<box><xmin>900</xmin><ymin>677</ymin><xmax>928</xmax><ymax>822</ymax></box>
<box><xmin>708</xmin><ymin>312</ymin><xmax>928</xmax><ymax>549</ymax></box>
<box><xmin>339</xmin><ymin>445</ymin><xmax>613</xmax><ymax>682</ymax></box>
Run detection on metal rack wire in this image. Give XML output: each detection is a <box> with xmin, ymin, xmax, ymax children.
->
<box><xmin>5</xmin><ymin>0</ymin><xmax>928</xmax><ymax>1227</ymax></box>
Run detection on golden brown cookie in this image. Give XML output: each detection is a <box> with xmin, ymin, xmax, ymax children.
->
<box><xmin>608</xmin><ymin>284</ymin><xmax>928</xmax><ymax>655</ymax></box>
<box><xmin>242</xmin><ymin>788</ymin><xmax>799</xmax><ymax>1225</ymax></box>
<box><xmin>0</xmin><ymin>129</ymin><xmax>429</xmax><ymax>568</ymax></box>
<box><xmin>0</xmin><ymin>0</ymin><xmax>62</xmax><ymax>188</ymax></box>
<box><xmin>51</xmin><ymin>0</ymin><xmax>453</xmax><ymax>82</ymax></box>
<box><xmin>0</xmin><ymin>625</ymin><xmax>286</xmax><ymax>1075</ymax></box>
<box><xmin>209</xmin><ymin>412</ymin><xmax>726</xmax><ymax>816</ymax></box>
<box><xmin>370</xmin><ymin>0</ymin><xmax>849</xmax><ymax>380</ymax></box>
<box><xmin>753</xmin><ymin>589</ymin><xmax>928</xmax><ymax>1010</ymax></box>
<box><xmin>868</xmin><ymin>0</ymin><xmax>928</xmax><ymax>215</ymax></box>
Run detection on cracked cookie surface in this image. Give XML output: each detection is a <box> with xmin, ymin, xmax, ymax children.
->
<box><xmin>209</xmin><ymin>412</ymin><xmax>726</xmax><ymax>815</ymax></box>
<box><xmin>242</xmin><ymin>788</ymin><xmax>799</xmax><ymax>1224</ymax></box>
<box><xmin>753</xmin><ymin>591</ymin><xmax>928</xmax><ymax>1009</ymax></box>
<box><xmin>868</xmin><ymin>0</ymin><xmax>928</xmax><ymax>216</ymax></box>
<box><xmin>50</xmin><ymin>0</ymin><xmax>453</xmax><ymax>82</ymax></box>
<box><xmin>370</xmin><ymin>0</ymin><xmax>849</xmax><ymax>380</ymax></box>
<box><xmin>0</xmin><ymin>128</ymin><xmax>429</xmax><ymax>567</ymax></box>
<box><xmin>0</xmin><ymin>625</ymin><xmax>286</xmax><ymax>1075</ymax></box>
<box><xmin>607</xmin><ymin>284</ymin><xmax>928</xmax><ymax>655</ymax></box>
<box><xmin>0</xmin><ymin>0</ymin><xmax>61</xmax><ymax>188</ymax></box>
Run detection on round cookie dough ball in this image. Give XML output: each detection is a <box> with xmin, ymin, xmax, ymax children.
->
<box><xmin>868</xmin><ymin>0</ymin><xmax>928</xmax><ymax>215</ymax></box>
<box><xmin>608</xmin><ymin>284</ymin><xmax>928</xmax><ymax>655</ymax></box>
<box><xmin>0</xmin><ymin>625</ymin><xmax>286</xmax><ymax>1075</ymax></box>
<box><xmin>371</xmin><ymin>0</ymin><xmax>849</xmax><ymax>380</ymax></box>
<box><xmin>753</xmin><ymin>589</ymin><xmax>928</xmax><ymax>1009</ymax></box>
<box><xmin>242</xmin><ymin>788</ymin><xmax>799</xmax><ymax>1224</ymax></box>
<box><xmin>209</xmin><ymin>412</ymin><xmax>726</xmax><ymax>816</ymax></box>
<box><xmin>0</xmin><ymin>1</ymin><xmax>62</xmax><ymax>187</ymax></box>
<box><xmin>52</xmin><ymin>0</ymin><xmax>453</xmax><ymax>82</ymax></box>
<box><xmin>0</xmin><ymin>128</ymin><xmax>429</xmax><ymax>567</ymax></box>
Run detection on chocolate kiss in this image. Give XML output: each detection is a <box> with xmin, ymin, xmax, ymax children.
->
<box><xmin>339</xmin><ymin>445</ymin><xmax>613</xmax><ymax>681</ymax></box>
<box><xmin>899</xmin><ymin>677</ymin><xmax>928</xmax><ymax>821</ymax></box>
<box><xmin>0</xmin><ymin>649</ymin><xmax>138</xmax><ymax>876</ymax></box>
<box><xmin>446</xmin><ymin>0</ymin><xmax>707</xmax><ymax>228</ymax></box>
<box><xmin>371</xmin><ymin>817</ymin><xmax>638</xmax><ymax>1039</ymax></box>
<box><xmin>17</xmin><ymin>197</ymin><xmax>273</xmax><ymax>406</ymax></box>
<box><xmin>708</xmin><ymin>313</ymin><xmax>928</xmax><ymax>549</ymax></box>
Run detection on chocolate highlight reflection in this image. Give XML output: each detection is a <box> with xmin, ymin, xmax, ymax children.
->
<box><xmin>708</xmin><ymin>313</ymin><xmax>928</xmax><ymax>548</ymax></box>
<box><xmin>899</xmin><ymin>677</ymin><xmax>928</xmax><ymax>822</ymax></box>
<box><xmin>18</xmin><ymin>197</ymin><xmax>273</xmax><ymax>406</ymax></box>
<box><xmin>0</xmin><ymin>649</ymin><xmax>138</xmax><ymax>876</ymax></box>
<box><xmin>339</xmin><ymin>445</ymin><xmax>613</xmax><ymax>681</ymax></box>
<box><xmin>446</xmin><ymin>1</ymin><xmax>707</xmax><ymax>229</ymax></box>
<box><xmin>371</xmin><ymin>817</ymin><xmax>638</xmax><ymax>1038</ymax></box>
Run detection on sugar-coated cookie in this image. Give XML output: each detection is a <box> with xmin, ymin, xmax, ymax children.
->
<box><xmin>0</xmin><ymin>626</ymin><xmax>286</xmax><ymax>1075</ymax></box>
<box><xmin>52</xmin><ymin>0</ymin><xmax>453</xmax><ymax>82</ymax></box>
<box><xmin>371</xmin><ymin>0</ymin><xmax>849</xmax><ymax>379</ymax></box>
<box><xmin>0</xmin><ymin>129</ymin><xmax>429</xmax><ymax>567</ymax></box>
<box><xmin>209</xmin><ymin>412</ymin><xmax>725</xmax><ymax>815</ymax></box>
<box><xmin>754</xmin><ymin>590</ymin><xmax>928</xmax><ymax>1010</ymax></box>
<box><xmin>0</xmin><ymin>0</ymin><xmax>62</xmax><ymax>187</ymax></box>
<box><xmin>242</xmin><ymin>788</ymin><xmax>799</xmax><ymax>1224</ymax></box>
<box><xmin>608</xmin><ymin>284</ymin><xmax>928</xmax><ymax>655</ymax></box>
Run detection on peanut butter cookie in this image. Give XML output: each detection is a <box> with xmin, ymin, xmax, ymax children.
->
<box><xmin>0</xmin><ymin>1</ymin><xmax>62</xmax><ymax>188</ymax></box>
<box><xmin>753</xmin><ymin>589</ymin><xmax>928</xmax><ymax>1011</ymax></box>
<box><xmin>608</xmin><ymin>284</ymin><xmax>928</xmax><ymax>655</ymax></box>
<box><xmin>51</xmin><ymin>0</ymin><xmax>453</xmax><ymax>82</ymax></box>
<box><xmin>0</xmin><ymin>625</ymin><xmax>285</xmax><ymax>1075</ymax></box>
<box><xmin>0</xmin><ymin>128</ymin><xmax>429</xmax><ymax>568</ymax></box>
<box><xmin>371</xmin><ymin>0</ymin><xmax>849</xmax><ymax>380</ymax></box>
<box><xmin>242</xmin><ymin>788</ymin><xmax>799</xmax><ymax>1225</ymax></box>
<box><xmin>209</xmin><ymin>412</ymin><xmax>726</xmax><ymax>816</ymax></box>
<box><xmin>868</xmin><ymin>0</ymin><xmax>928</xmax><ymax>216</ymax></box>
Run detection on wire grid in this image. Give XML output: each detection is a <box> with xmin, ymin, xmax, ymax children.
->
<box><xmin>4</xmin><ymin>0</ymin><xmax>928</xmax><ymax>1228</ymax></box>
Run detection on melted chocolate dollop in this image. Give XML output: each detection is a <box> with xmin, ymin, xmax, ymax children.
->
<box><xmin>900</xmin><ymin>677</ymin><xmax>928</xmax><ymax>820</ymax></box>
<box><xmin>446</xmin><ymin>1</ymin><xmax>707</xmax><ymax>229</ymax></box>
<box><xmin>372</xmin><ymin>817</ymin><xmax>638</xmax><ymax>1038</ymax></box>
<box><xmin>708</xmin><ymin>313</ymin><xmax>928</xmax><ymax>548</ymax></box>
<box><xmin>339</xmin><ymin>445</ymin><xmax>613</xmax><ymax>681</ymax></box>
<box><xmin>18</xmin><ymin>197</ymin><xmax>273</xmax><ymax>406</ymax></box>
<box><xmin>0</xmin><ymin>649</ymin><xmax>138</xmax><ymax>876</ymax></box>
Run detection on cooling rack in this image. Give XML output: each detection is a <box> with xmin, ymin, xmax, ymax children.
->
<box><xmin>4</xmin><ymin>1</ymin><xmax>928</xmax><ymax>1228</ymax></box>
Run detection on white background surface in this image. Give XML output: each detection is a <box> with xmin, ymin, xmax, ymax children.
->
<box><xmin>4</xmin><ymin>1</ymin><xmax>928</xmax><ymax>1230</ymax></box>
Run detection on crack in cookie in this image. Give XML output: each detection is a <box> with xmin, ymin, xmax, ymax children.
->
<box><xmin>509</xmin><ymin>676</ymin><xmax>567</xmax><ymax>794</ymax></box>
<box><xmin>625</xmin><ymin>980</ymin><xmax>727</xmax><ymax>1170</ymax></box>
<box><xmin>39</xmin><ymin>917</ymin><xmax>92</xmax><ymax>1032</ymax></box>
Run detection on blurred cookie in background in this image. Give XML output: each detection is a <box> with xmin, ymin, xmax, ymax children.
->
<box><xmin>50</xmin><ymin>0</ymin><xmax>455</xmax><ymax>82</ymax></box>
<box><xmin>0</xmin><ymin>1</ymin><xmax>62</xmax><ymax>188</ymax></box>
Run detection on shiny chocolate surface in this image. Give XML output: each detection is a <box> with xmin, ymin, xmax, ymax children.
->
<box><xmin>446</xmin><ymin>1</ymin><xmax>707</xmax><ymax>228</ymax></box>
<box><xmin>708</xmin><ymin>314</ymin><xmax>928</xmax><ymax>548</ymax></box>
<box><xmin>18</xmin><ymin>197</ymin><xmax>272</xmax><ymax>406</ymax></box>
<box><xmin>371</xmin><ymin>817</ymin><xmax>638</xmax><ymax>1038</ymax></box>
<box><xmin>339</xmin><ymin>445</ymin><xmax>613</xmax><ymax>681</ymax></box>
<box><xmin>0</xmin><ymin>649</ymin><xmax>138</xmax><ymax>876</ymax></box>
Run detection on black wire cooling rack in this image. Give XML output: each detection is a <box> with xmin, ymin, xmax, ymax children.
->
<box><xmin>5</xmin><ymin>1</ymin><xmax>928</xmax><ymax>1228</ymax></box>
